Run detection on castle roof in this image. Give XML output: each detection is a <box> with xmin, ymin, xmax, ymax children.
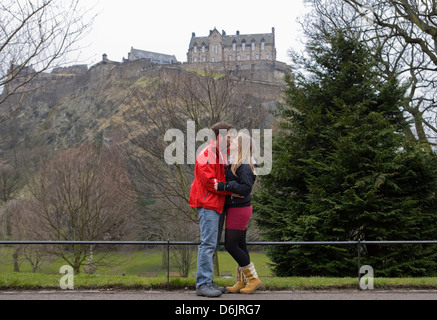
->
<box><xmin>190</xmin><ymin>29</ymin><xmax>275</xmax><ymax>48</ymax></box>
<box><xmin>223</xmin><ymin>33</ymin><xmax>274</xmax><ymax>46</ymax></box>
<box><xmin>129</xmin><ymin>47</ymin><xmax>178</xmax><ymax>64</ymax></box>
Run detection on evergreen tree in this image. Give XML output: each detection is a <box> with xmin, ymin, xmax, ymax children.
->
<box><xmin>254</xmin><ymin>33</ymin><xmax>437</xmax><ymax>277</ymax></box>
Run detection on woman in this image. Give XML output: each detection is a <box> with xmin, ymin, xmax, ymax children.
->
<box><xmin>214</xmin><ymin>133</ymin><xmax>262</xmax><ymax>294</ymax></box>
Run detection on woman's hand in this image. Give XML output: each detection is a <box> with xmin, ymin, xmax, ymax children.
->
<box><xmin>215</xmin><ymin>182</ymin><xmax>244</xmax><ymax>198</ymax></box>
<box><xmin>215</xmin><ymin>180</ymin><xmax>243</xmax><ymax>198</ymax></box>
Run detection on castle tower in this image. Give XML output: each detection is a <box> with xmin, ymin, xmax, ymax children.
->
<box><xmin>187</xmin><ymin>27</ymin><xmax>277</xmax><ymax>64</ymax></box>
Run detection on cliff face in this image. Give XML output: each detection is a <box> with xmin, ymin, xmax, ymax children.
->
<box><xmin>0</xmin><ymin>59</ymin><xmax>284</xmax><ymax>162</ymax></box>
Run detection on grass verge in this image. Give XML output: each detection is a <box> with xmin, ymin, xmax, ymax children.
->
<box><xmin>1</xmin><ymin>273</ymin><xmax>437</xmax><ymax>291</ymax></box>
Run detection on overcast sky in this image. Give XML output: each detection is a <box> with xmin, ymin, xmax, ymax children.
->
<box><xmin>75</xmin><ymin>0</ymin><xmax>310</xmax><ymax>67</ymax></box>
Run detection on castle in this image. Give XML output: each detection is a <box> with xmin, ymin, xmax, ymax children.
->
<box><xmin>3</xmin><ymin>27</ymin><xmax>290</xmax><ymax>97</ymax></box>
<box><xmin>187</xmin><ymin>27</ymin><xmax>277</xmax><ymax>64</ymax></box>
<box><xmin>184</xmin><ymin>28</ymin><xmax>289</xmax><ymax>82</ymax></box>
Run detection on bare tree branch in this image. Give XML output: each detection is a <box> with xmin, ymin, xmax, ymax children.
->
<box><xmin>304</xmin><ymin>0</ymin><xmax>437</xmax><ymax>147</ymax></box>
<box><xmin>0</xmin><ymin>0</ymin><xmax>96</xmax><ymax>124</ymax></box>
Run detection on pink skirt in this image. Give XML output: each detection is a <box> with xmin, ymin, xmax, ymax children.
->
<box><xmin>226</xmin><ymin>206</ymin><xmax>253</xmax><ymax>231</ymax></box>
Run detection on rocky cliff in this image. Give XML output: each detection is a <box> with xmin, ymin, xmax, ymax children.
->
<box><xmin>0</xmin><ymin>59</ymin><xmax>285</xmax><ymax>164</ymax></box>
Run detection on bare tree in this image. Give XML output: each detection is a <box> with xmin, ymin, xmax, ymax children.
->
<box><xmin>343</xmin><ymin>0</ymin><xmax>437</xmax><ymax>66</ymax></box>
<box><xmin>0</xmin><ymin>0</ymin><xmax>95</xmax><ymax>124</ymax></box>
<box><xmin>303</xmin><ymin>0</ymin><xmax>437</xmax><ymax>148</ymax></box>
<box><xmin>168</xmin><ymin>219</ymin><xmax>198</xmax><ymax>278</ymax></box>
<box><xmin>344</xmin><ymin>0</ymin><xmax>437</xmax><ymax>147</ymax></box>
<box><xmin>0</xmin><ymin>165</ymin><xmax>22</xmax><ymax>204</ymax></box>
<box><xmin>0</xmin><ymin>199</ymin><xmax>54</xmax><ymax>272</ymax></box>
<box><xmin>0</xmin><ymin>200</ymin><xmax>24</xmax><ymax>271</ymax></box>
<box><xmin>27</xmin><ymin>145</ymin><xmax>137</xmax><ymax>273</ymax></box>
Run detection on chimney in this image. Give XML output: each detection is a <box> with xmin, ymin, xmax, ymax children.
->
<box><xmin>192</xmin><ymin>32</ymin><xmax>196</xmax><ymax>38</ymax></box>
<box><xmin>236</xmin><ymin>30</ymin><xmax>240</xmax><ymax>35</ymax></box>
<box><xmin>272</xmin><ymin>27</ymin><xmax>276</xmax><ymax>46</ymax></box>
<box><xmin>102</xmin><ymin>53</ymin><xmax>108</xmax><ymax>62</ymax></box>
<box><xmin>222</xmin><ymin>30</ymin><xmax>226</xmax><ymax>36</ymax></box>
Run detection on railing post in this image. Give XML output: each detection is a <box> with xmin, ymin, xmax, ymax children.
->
<box><xmin>357</xmin><ymin>240</ymin><xmax>362</xmax><ymax>291</ymax></box>
<box><xmin>167</xmin><ymin>239</ymin><xmax>170</xmax><ymax>289</ymax></box>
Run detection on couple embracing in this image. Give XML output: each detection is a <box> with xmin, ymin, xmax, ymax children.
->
<box><xmin>188</xmin><ymin>122</ymin><xmax>262</xmax><ymax>298</ymax></box>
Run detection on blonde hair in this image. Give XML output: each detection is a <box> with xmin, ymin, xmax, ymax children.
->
<box><xmin>231</xmin><ymin>133</ymin><xmax>256</xmax><ymax>177</ymax></box>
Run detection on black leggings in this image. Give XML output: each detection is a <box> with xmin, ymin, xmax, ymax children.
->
<box><xmin>225</xmin><ymin>228</ymin><xmax>250</xmax><ymax>267</ymax></box>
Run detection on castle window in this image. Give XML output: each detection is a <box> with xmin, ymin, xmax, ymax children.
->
<box><xmin>256</xmin><ymin>54</ymin><xmax>260</xmax><ymax>60</ymax></box>
<box><xmin>237</xmin><ymin>55</ymin><xmax>241</xmax><ymax>61</ymax></box>
<box><xmin>202</xmin><ymin>46</ymin><xmax>205</xmax><ymax>53</ymax></box>
<box><xmin>242</xmin><ymin>39</ymin><xmax>246</xmax><ymax>51</ymax></box>
<box><xmin>266</xmin><ymin>53</ymin><xmax>270</xmax><ymax>60</ymax></box>
<box><xmin>251</xmin><ymin>42</ymin><xmax>256</xmax><ymax>51</ymax></box>
<box><xmin>247</xmin><ymin>54</ymin><xmax>251</xmax><ymax>60</ymax></box>
<box><xmin>233</xmin><ymin>40</ymin><xmax>237</xmax><ymax>51</ymax></box>
<box><xmin>261</xmin><ymin>38</ymin><xmax>265</xmax><ymax>50</ymax></box>
<box><xmin>194</xmin><ymin>57</ymin><xmax>198</xmax><ymax>62</ymax></box>
<box><xmin>194</xmin><ymin>46</ymin><xmax>197</xmax><ymax>53</ymax></box>
<box><xmin>229</xmin><ymin>55</ymin><xmax>233</xmax><ymax>61</ymax></box>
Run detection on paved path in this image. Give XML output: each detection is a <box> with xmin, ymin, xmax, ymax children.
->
<box><xmin>1</xmin><ymin>289</ymin><xmax>437</xmax><ymax>300</ymax></box>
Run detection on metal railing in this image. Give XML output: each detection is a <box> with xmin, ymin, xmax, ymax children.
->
<box><xmin>2</xmin><ymin>240</ymin><xmax>437</xmax><ymax>288</ymax></box>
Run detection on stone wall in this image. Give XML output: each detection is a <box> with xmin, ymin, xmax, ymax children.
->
<box><xmin>51</xmin><ymin>65</ymin><xmax>88</xmax><ymax>75</ymax></box>
<box><xmin>3</xmin><ymin>64</ymin><xmax>88</xmax><ymax>99</ymax></box>
<box><xmin>182</xmin><ymin>60</ymin><xmax>290</xmax><ymax>83</ymax></box>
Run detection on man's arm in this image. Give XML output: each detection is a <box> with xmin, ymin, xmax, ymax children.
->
<box><xmin>197</xmin><ymin>151</ymin><xmax>231</xmax><ymax>195</ymax></box>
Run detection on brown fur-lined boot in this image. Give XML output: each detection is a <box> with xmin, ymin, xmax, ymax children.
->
<box><xmin>226</xmin><ymin>266</ymin><xmax>247</xmax><ymax>293</ymax></box>
<box><xmin>240</xmin><ymin>262</ymin><xmax>262</xmax><ymax>294</ymax></box>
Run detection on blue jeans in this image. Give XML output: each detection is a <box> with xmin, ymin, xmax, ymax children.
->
<box><xmin>196</xmin><ymin>207</ymin><xmax>225</xmax><ymax>288</ymax></box>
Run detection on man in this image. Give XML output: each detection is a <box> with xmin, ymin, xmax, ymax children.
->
<box><xmin>189</xmin><ymin>122</ymin><xmax>235</xmax><ymax>297</ymax></box>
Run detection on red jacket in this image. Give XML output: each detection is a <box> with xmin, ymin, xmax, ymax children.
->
<box><xmin>189</xmin><ymin>140</ymin><xmax>231</xmax><ymax>214</ymax></box>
